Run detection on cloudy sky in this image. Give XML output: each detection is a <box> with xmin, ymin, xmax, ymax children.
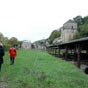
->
<box><xmin>0</xmin><ymin>0</ymin><xmax>88</xmax><ymax>42</ymax></box>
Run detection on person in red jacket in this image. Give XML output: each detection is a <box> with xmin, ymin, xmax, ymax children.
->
<box><xmin>9</xmin><ymin>46</ymin><xmax>17</xmax><ymax>65</ymax></box>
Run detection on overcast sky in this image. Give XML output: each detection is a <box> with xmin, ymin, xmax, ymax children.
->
<box><xmin>0</xmin><ymin>0</ymin><xmax>88</xmax><ymax>42</ymax></box>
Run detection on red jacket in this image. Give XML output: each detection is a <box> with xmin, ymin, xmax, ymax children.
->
<box><xmin>9</xmin><ymin>47</ymin><xmax>16</xmax><ymax>58</ymax></box>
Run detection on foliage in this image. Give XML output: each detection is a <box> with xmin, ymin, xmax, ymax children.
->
<box><xmin>79</xmin><ymin>22</ymin><xmax>88</xmax><ymax>37</ymax></box>
<box><xmin>73</xmin><ymin>15</ymin><xmax>88</xmax><ymax>39</ymax></box>
<box><xmin>0</xmin><ymin>50</ymin><xmax>88</xmax><ymax>88</ymax></box>
<box><xmin>48</xmin><ymin>30</ymin><xmax>61</xmax><ymax>44</ymax></box>
<box><xmin>8</xmin><ymin>37</ymin><xmax>19</xmax><ymax>46</ymax></box>
<box><xmin>82</xmin><ymin>16</ymin><xmax>88</xmax><ymax>24</ymax></box>
<box><xmin>3</xmin><ymin>37</ymin><xmax>9</xmax><ymax>44</ymax></box>
<box><xmin>0</xmin><ymin>32</ymin><xmax>20</xmax><ymax>49</ymax></box>
<box><xmin>3</xmin><ymin>44</ymin><xmax>10</xmax><ymax>51</ymax></box>
<box><xmin>0</xmin><ymin>32</ymin><xmax>4</xmax><ymax>42</ymax></box>
<box><xmin>73</xmin><ymin>15</ymin><xmax>83</xmax><ymax>26</ymax></box>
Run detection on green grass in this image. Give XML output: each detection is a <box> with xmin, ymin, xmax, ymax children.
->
<box><xmin>0</xmin><ymin>49</ymin><xmax>88</xmax><ymax>88</ymax></box>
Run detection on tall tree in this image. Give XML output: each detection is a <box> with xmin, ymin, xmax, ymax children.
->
<box><xmin>8</xmin><ymin>37</ymin><xmax>18</xmax><ymax>46</ymax></box>
<box><xmin>0</xmin><ymin>32</ymin><xmax>4</xmax><ymax>42</ymax></box>
<box><xmin>3</xmin><ymin>37</ymin><xmax>9</xmax><ymax>44</ymax></box>
<box><xmin>73</xmin><ymin>15</ymin><xmax>88</xmax><ymax>39</ymax></box>
<box><xmin>73</xmin><ymin>15</ymin><xmax>83</xmax><ymax>26</ymax></box>
<box><xmin>48</xmin><ymin>30</ymin><xmax>61</xmax><ymax>44</ymax></box>
<box><xmin>82</xmin><ymin>16</ymin><xmax>88</xmax><ymax>24</ymax></box>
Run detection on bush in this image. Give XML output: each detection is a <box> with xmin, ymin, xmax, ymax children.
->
<box><xmin>3</xmin><ymin>44</ymin><xmax>10</xmax><ymax>51</ymax></box>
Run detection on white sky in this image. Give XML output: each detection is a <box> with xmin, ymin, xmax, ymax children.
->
<box><xmin>0</xmin><ymin>0</ymin><xmax>88</xmax><ymax>42</ymax></box>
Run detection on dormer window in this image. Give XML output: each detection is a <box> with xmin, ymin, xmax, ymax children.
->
<box><xmin>71</xmin><ymin>26</ymin><xmax>73</xmax><ymax>29</ymax></box>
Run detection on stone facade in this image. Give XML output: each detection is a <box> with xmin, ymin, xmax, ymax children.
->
<box><xmin>61</xmin><ymin>20</ymin><xmax>77</xmax><ymax>43</ymax></box>
<box><xmin>21</xmin><ymin>40</ymin><xmax>31</xmax><ymax>49</ymax></box>
<box><xmin>53</xmin><ymin>37</ymin><xmax>62</xmax><ymax>44</ymax></box>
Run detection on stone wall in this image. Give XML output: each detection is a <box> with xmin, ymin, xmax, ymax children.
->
<box><xmin>61</xmin><ymin>20</ymin><xmax>77</xmax><ymax>43</ymax></box>
<box><xmin>21</xmin><ymin>42</ymin><xmax>31</xmax><ymax>49</ymax></box>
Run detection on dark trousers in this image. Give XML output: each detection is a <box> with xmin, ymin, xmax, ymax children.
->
<box><xmin>10</xmin><ymin>58</ymin><xmax>15</xmax><ymax>65</ymax></box>
<box><xmin>0</xmin><ymin>64</ymin><xmax>2</xmax><ymax>71</ymax></box>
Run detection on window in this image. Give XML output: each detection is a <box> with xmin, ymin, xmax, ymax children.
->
<box><xmin>72</xmin><ymin>26</ymin><xmax>73</xmax><ymax>29</ymax></box>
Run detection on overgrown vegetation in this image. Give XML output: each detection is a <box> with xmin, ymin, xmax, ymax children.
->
<box><xmin>0</xmin><ymin>32</ymin><xmax>22</xmax><ymax>50</ymax></box>
<box><xmin>48</xmin><ymin>30</ymin><xmax>61</xmax><ymax>44</ymax></box>
<box><xmin>73</xmin><ymin>15</ymin><xmax>88</xmax><ymax>39</ymax></box>
<box><xmin>0</xmin><ymin>49</ymin><xmax>88</xmax><ymax>88</ymax></box>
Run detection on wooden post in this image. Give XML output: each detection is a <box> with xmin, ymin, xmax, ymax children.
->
<box><xmin>70</xmin><ymin>49</ymin><xmax>73</xmax><ymax>55</ymax></box>
<box><xmin>77</xmin><ymin>44</ymin><xmax>81</xmax><ymax>68</ymax></box>
<box><xmin>54</xmin><ymin>47</ymin><xmax>55</xmax><ymax>56</ymax></box>
<box><xmin>64</xmin><ymin>46</ymin><xmax>68</xmax><ymax>60</ymax></box>
<box><xmin>55</xmin><ymin>48</ymin><xmax>56</xmax><ymax>56</ymax></box>
<box><xmin>58</xmin><ymin>48</ymin><xmax>60</xmax><ymax>57</ymax></box>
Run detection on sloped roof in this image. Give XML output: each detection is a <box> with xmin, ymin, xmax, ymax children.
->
<box><xmin>63</xmin><ymin>19</ymin><xmax>76</xmax><ymax>25</ymax></box>
<box><xmin>48</xmin><ymin>37</ymin><xmax>88</xmax><ymax>48</ymax></box>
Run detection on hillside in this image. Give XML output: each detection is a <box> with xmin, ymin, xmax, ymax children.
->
<box><xmin>0</xmin><ymin>50</ymin><xmax>88</xmax><ymax>88</ymax></box>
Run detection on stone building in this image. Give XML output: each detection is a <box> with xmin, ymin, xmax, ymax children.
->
<box><xmin>33</xmin><ymin>39</ymin><xmax>46</xmax><ymax>50</ymax></box>
<box><xmin>61</xmin><ymin>20</ymin><xmax>77</xmax><ymax>43</ymax></box>
<box><xmin>21</xmin><ymin>40</ymin><xmax>31</xmax><ymax>49</ymax></box>
<box><xmin>53</xmin><ymin>37</ymin><xmax>62</xmax><ymax>44</ymax></box>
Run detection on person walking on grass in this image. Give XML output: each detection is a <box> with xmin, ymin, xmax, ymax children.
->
<box><xmin>0</xmin><ymin>42</ymin><xmax>5</xmax><ymax>72</ymax></box>
<box><xmin>9</xmin><ymin>45</ymin><xmax>17</xmax><ymax>65</ymax></box>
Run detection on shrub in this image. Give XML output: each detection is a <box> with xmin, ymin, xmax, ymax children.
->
<box><xmin>3</xmin><ymin>44</ymin><xmax>10</xmax><ymax>51</ymax></box>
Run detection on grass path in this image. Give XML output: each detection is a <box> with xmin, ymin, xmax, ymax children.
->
<box><xmin>0</xmin><ymin>49</ymin><xmax>88</xmax><ymax>88</ymax></box>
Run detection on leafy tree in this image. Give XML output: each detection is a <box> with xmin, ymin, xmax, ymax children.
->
<box><xmin>17</xmin><ymin>41</ymin><xmax>22</xmax><ymax>48</ymax></box>
<box><xmin>0</xmin><ymin>32</ymin><xmax>21</xmax><ymax>50</ymax></box>
<box><xmin>8</xmin><ymin>37</ymin><xmax>18</xmax><ymax>46</ymax></box>
<box><xmin>48</xmin><ymin>30</ymin><xmax>61</xmax><ymax>44</ymax></box>
<box><xmin>0</xmin><ymin>32</ymin><xmax>4</xmax><ymax>42</ymax></box>
<box><xmin>3</xmin><ymin>37</ymin><xmax>9</xmax><ymax>44</ymax></box>
<box><xmin>73</xmin><ymin>15</ymin><xmax>83</xmax><ymax>26</ymax></box>
<box><xmin>73</xmin><ymin>15</ymin><xmax>88</xmax><ymax>39</ymax></box>
<box><xmin>79</xmin><ymin>22</ymin><xmax>88</xmax><ymax>37</ymax></box>
<box><xmin>82</xmin><ymin>16</ymin><xmax>88</xmax><ymax>24</ymax></box>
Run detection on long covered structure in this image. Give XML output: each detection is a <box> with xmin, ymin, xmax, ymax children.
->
<box><xmin>47</xmin><ymin>37</ymin><xmax>88</xmax><ymax>68</ymax></box>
